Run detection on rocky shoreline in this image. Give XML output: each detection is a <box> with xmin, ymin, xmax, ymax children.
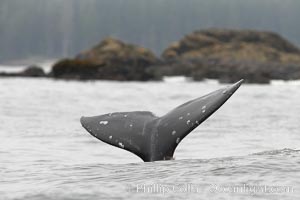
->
<box><xmin>2</xmin><ymin>29</ymin><xmax>300</xmax><ymax>83</ymax></box>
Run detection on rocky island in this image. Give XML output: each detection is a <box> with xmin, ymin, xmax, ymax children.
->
<box><xmin>159</xmin><ymin>29</ymin><xmax>300</xmax><ymax>83</ymax></box>
<box><xmin>0</xmin><ymin>65</ymin><xmax>46</xmax><ymax>78</ymax></box>
<box><xmin>51</xmin><ymin>37</ymin><xmax>159</xmax><ymax>81</ymax></box>
<box><xmin>2</xmin><ymin>29</ymin><xmax>300</xmax><ymax>83</ymax></box>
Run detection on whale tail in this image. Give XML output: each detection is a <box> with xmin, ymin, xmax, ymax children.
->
<box><xmin>80</xmin><ymin>79</ymin><xmax>244</xmax><ymax>162</ymax></box>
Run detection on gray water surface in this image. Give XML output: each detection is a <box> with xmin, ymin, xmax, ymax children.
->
<box><xmin>0</xmin><ymin>77</ymin><xmax>299</xmax><ymax>199</ymax></box>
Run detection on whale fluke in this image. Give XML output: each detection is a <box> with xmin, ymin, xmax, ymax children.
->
<box><xmin>80</xmin><ymin>79</ymin><xmax>244</xmax><ymax>162</ymax></box>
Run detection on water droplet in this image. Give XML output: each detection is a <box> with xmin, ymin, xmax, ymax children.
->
<box><xmin>187</xmin><ymin>120</ymin><xmax>191</xmax><ymax>125</ymax></box>
<box><xmin>130</xmin><ymin>124</ymin><xmax>133</xmax><ymax>127</ymax></box>
<box><xmin>172</xmin><ymin>130</ymin><xmax>176</xmax><ymax>135</ymax></box>
<box><xmin>179</xmin><ymin>116</ymin><xmax>183</xmax><ymax>120</ymax></box>
<box><xmin>223</xmin><ymin>90</ymin><xmax>227</xmax><ymax>94</ymax></box>
<box><xmin>124</xmin><ymin>115</ymin><xmax>128</xmax><ymax>117</ymax></box>
<box><xmin>202</xmin><ymin>110</ymin><xmax>206</xmax><ymax>113</ymax></box>
<box><xmin>187</xmin><ymin>113</ymin><xmax>190</xmax><ymax>116</ymax></box>
<box><xmin>176</xmin><ymin>138</ymin><xmax>180</xmax><ymax>143</ymax></box>
<box><xmin>202</xmin><ymin>106</ymin><xmax>206</xmax><ymax>110</ymax></box>
<box><xmin>109</xmin><ymin>136</ymin><xmax>112</xmax><ymax>139</ymax></box>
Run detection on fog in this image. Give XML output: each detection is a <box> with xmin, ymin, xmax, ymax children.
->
<box><xmin>0</xmin><ymin>0</ymin><xmax>300</xmax><ymax>62</ymax></box>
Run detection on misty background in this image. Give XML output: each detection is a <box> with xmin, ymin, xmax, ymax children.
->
<box><xmin>0</xmin><ymin>0</ymin><xmax>300</xmax><ymax>63</ymax></box>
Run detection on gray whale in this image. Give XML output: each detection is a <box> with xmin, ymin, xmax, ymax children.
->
<box><xmin>80</xmin><ymin>79</ymin><xmax>243</xmax><ymax>162</ymax></box>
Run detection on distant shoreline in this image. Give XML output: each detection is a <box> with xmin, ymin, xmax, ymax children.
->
<box><xmin>1</xmin><ymin>29</ymin><xmax>300</xmax><ymax>84</ymax></box>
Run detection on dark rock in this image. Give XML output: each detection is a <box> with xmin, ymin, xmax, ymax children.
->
<box><xmin>0</xmin><ymin>65</ymin><xmax>45</xmax><ymax>78</ymax></box>
<box><xmin>162</xmin><ymin>29</ymin><xmax>300</xmax><ymax>62</ymax></box>
<box><xmin>51</xmin><ymin>59</ymin><xmax>99</xmax><ymax>80</ymax></box>
<box><xmin>21</xmin><ymin>65</ymin><xmax>45</xmax><ymax>77</ymax></box>
<box><xmin>51</xmin><ymin>37</ymin><xmax>159</xmax><ymax>81</ymax></box>
<box><xmin>159</xmin><ymin>29</ymin><xmax>300</xmax><ymax>83</ymax></box>
<box><xmin>0</xmin><ymin>72</ymin><xmax>18</xmax><ymax>77</ymax></box>
<box><xmin>49</xmin><ymin>29</ymin><xmax>300</xmax><ymax>83</ymax></box>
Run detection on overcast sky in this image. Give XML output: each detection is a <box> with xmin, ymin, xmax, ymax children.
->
<box><xmin>0</xmin><ymin>0</ymin><xmax>299</xmax><ymax>62</ymax></box>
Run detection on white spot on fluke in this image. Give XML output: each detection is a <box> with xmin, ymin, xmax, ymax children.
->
<box><xmin>176</xmin><ymin>138</ymin><xmax>180</xmax><ymax>143</ymax></box>
<box><xmin>118</xmin><ymin>142</ymin><xmax>124</xmax><ymax>148</ymax></box>
<box><xmin>202</xmin><ymin>110</ymin><xmax>206</xmax><ymax>113</ymax></box>
<box><xmin>223</xmin><ymin>90</ymin><xmax>227</xmax><ymax>94</ymax></box>
<box><xmin>100</xmin><ymin>121</ymin><xmax>108</xmax><ymax>125</ymax></box>
<box><xmin>179</xmin><ymin>116</ymin><xmax>183</xmax><ymax>120</ymax></box>
<box><xmin>187</xmin><ymin>120</ymin><xmax>191</xmax><ymax>125</ymax></box>
<box><xmin>124</xmin><ymin>115</ymin><xmax>128</xmax><ymax>117</ymax></box>
<box><xmin>130</xmin><ymin>124</ymin><xmax>133</xmax><ymax>127</ymax></box>
<box><xmin>172</xmin><ymin>130</ymin><xmax>176</xmax><ymax>135</ymax></box>
<box><xmin>187</xmin><ymin>113</ymin><xmax>190</xmax><ymax>116</ymax></box>
<box><xmin>109</xmin><ymin>136</ymin><xmax>112</xmax><ymax>139</ymax></box>
<box><xmin>196</xmin><ymin>120</ymin><xmax>199</xmax><ymax>125</ymax></box>
<box><xmin>202</xmin><ymin>106</ymin><xmax>206</xmax><ymax>110</ymax></box>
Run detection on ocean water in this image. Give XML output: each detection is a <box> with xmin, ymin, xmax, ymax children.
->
<box><xmin>0</xmin><ymin>65</ymin><xmax>299</xmax><ymax>199</ymax></box>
